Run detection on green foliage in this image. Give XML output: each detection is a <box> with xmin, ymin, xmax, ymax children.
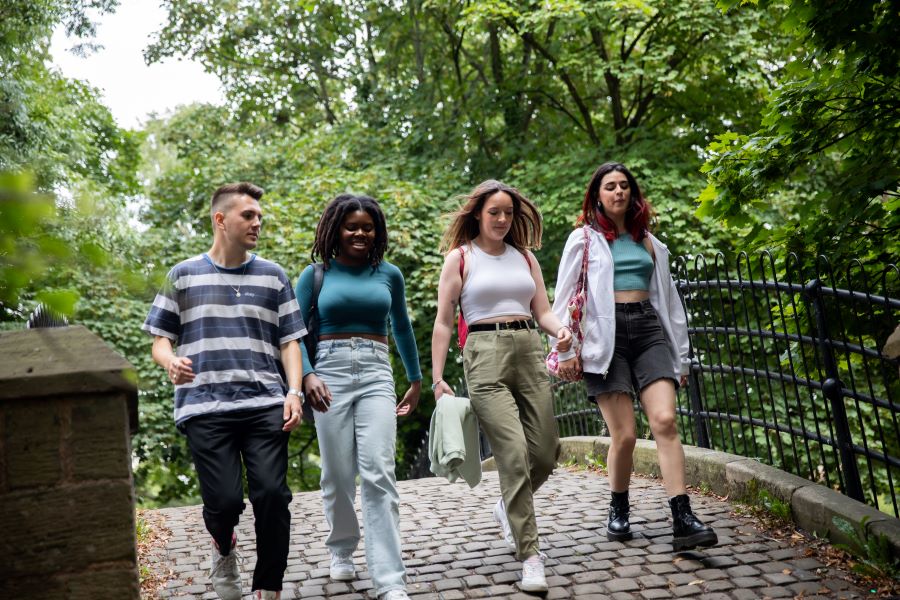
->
<box><xmin>1</xmin><ymin>1</ymin><xmax>139</xmax><ymax>192</ymax></box>
<box><xmin>1</xmin><ymin>0</ymin><xmax>141</xmax><ymax>323</ymax></box>
<box><xmin>741</xmin><ymin>478</ymin><xmax>792</xmax><ymax>522</ymax></box>
<box><xmin>0</xmin><ymin>1</ymin><xmax>119</xmax><ymax>54</ymax></box>
<box><xmin>148</xmin><ymin>0</ymin><xmax>785</xmax><ymax>178</ymax></box>
<box><xmin>135</xmin><ymin>514</ymin><xmax>152</xmax><ymax>543</ymax></box>
<box><xmin>757</xmin><ymin>489</ymin><xmax>792</xmax><ymax>522</ymax></box>
<box><xmin>832</xmin><ymin>516</ymin><xmax>900</xmax><ymax>580</ymax></box>
<box><xmin>700</xmin><ymin>1</ymin><xmax>900</xmax><ymax>262</ymax></box>
<box><xmin>0</xmin><ymin>171</ymin><xmax>62</xmax><ymax>316</ymax></box>
<box><xmin>676</xmin><ymin>252</ymin><xmax>900</xmax><ymax>516</ymax></box>
<box><xmin>6</xmin><ymin>0</ymin><xmax>896</xmax><ymax>508</ymax></box>
<box><xmin>583</xmin><ymin>452</ymin><xmax>607</xmax><ymax>470</ymax></box>
<box><xmin>134</xmin><ymin>107</ymin><xmax>465</xmax><ymax>500</ymax></box>
<box><xmin>559</xmin><ymin>456</ymin><xmax>579</xmax><ymax>468</ymax></box>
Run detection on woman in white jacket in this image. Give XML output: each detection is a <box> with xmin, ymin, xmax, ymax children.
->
<box><xmin>551</xmin><ymin>162</ymin><xmax>717</xmax><ymax>552</ymax></box>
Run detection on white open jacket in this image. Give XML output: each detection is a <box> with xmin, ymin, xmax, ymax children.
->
<box><xmin>550</xmin><ymin>226</ymin><xmax>690</xmax><ymax>379</ymax></box>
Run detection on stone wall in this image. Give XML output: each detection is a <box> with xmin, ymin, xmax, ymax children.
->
<box><xmin>0</xmin><ymin>326</ymin><xmax>140</xmax><ymax>599</ymax></box>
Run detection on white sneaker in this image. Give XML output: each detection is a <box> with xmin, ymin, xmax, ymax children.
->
<box><xmin>209</xmin><ymin>535</ymin><xmax>241</xmax><ymax>600</ymax></box>
<box><xmin>329</xmin><ymin>553</ymin><xmax>356</xmax><ymax>581</ymax></box>
<box><xmin>520</xmin><ymin>552</ymin><xmax>548</xmax><ymax>592</ymax></box>
<box><xmin>256</xmin><ymin>592</ymin><xmax>279</xmax><ymax>600</ymax></box>
<box><xmin>493</xmin><ymin>498</ymin><xmax>517</xmax><ymax>552</ymax></box>
<box><xmin>379</xmin><ymin>590</ymin><xmax>410</xmax><ymax>600</ymax></box>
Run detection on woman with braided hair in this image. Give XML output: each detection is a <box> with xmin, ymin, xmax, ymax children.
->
<box><xmin>295</xmin><ymin>194</ymin><xmax>420</xmax><ymax>600</ymax></box>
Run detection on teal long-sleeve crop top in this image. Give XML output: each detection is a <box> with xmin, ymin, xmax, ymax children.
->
<box><xmin>294</xmin><ymin>259</ymin><xmax>422</xmax><ymax>382</ymax></box>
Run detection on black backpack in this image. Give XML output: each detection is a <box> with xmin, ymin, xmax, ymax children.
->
<box><xmin>301</xmin><ymin>263</ymin><xmax>324</xmax><ymax>421</ymax></box>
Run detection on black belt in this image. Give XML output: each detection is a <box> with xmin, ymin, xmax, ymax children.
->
<box><xmin>468</xmin><ymin>319</ymin><xmax>534</xmax><ymax>332</ymax></box>
<box><xmin>615</xmin><ymin>299</ymin><xmax>653</xmax><ymax>312</ymax></box>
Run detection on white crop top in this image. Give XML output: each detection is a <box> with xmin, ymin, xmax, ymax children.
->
<box><xmin>459</xmin><ymin>242</ymin><xmax>536</xmax><ymax>323</ymax></box>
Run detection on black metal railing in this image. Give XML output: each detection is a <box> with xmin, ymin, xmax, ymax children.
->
<box><xmin>408</xmin><ymin>252</ymin><xmax>899</xmax><ymax>519</ymax></box>
<box><xmin>673</xmin><ymin>252</ymin><xmax>899</xmax><ymax>518</ymax></box>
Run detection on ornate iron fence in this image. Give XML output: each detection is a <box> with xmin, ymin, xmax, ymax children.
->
<box><xmin>672</xmin><ymin>253</ymin><xmax>899</xmax><ymax>518</ymax></box>
<box><xmin>411</xmin><ymin>253</ymin><xmax>900</xmax><ymax>518</ymax></box>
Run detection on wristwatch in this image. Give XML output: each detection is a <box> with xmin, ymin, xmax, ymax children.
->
<box><xmin>287</xmin><ymin>388</ymin><xmax>302</xmax><ymax>398</ymax></box>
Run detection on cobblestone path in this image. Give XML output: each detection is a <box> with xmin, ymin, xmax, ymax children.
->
<box><xmin>148</xmin><ymin>469</ymin><xmax>865</xmax><ymax>599</ymax></box>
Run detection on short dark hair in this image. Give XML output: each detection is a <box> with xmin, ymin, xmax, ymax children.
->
<box><xmin>210</xmin><ymin>182</ymin><xmax>264</xmax><ymax>219</ymax></box>
<box><xmin>312</xmin><ymin>194</ymin><xmax>389</xmax><ymax>269</ymax></box>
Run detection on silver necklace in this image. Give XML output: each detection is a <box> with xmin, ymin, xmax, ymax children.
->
<box><xmin>209</xmin><ymin>255</ymin><xmax>249</xmax><ymax>297</ymax></box>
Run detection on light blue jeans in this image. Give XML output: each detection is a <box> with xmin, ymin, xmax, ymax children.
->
<box><xmin>313</xmin><ymin>338</ymin><xmax>405</xmax><ymax>596</ymax></box>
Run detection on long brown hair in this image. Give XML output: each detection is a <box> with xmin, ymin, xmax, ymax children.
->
<box><xmin>439</xmin><ymin>180</ymin><xmax>543</xmax><ymax>254</ymax></box>
<box><xmin>579</xmin><ymin>162</ymin><xmax>652</xmax><ymax>242</ymax></box>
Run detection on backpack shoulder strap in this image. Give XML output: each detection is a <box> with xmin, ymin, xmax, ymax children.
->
<box><xmin>311</xmin><ymin>262</ymin><xmax>325</xmax><ymax>307</ymax></box>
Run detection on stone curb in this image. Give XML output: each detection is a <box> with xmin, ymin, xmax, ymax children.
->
<box><xmin>486</xmin><ymin>435</ymin><xmax>900</xmax><ymax>556</ymax></box>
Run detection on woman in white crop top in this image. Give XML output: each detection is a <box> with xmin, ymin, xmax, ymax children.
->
<box><xmin>431</xmin><ymin>180</ymin><xmax>572</xmax><ymax>593</ymax></box>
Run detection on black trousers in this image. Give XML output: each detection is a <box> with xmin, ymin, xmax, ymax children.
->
<box><xmin>183</xmin><ymin>404</ymin><xmax>292</xmax><ymax>592</ymax></box>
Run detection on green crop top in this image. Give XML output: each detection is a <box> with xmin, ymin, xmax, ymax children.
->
<box><xmin>611</xmin><ymin>233</ymin><xmax>654</xmax><ymax>291</ymax></box>
<box><xmin>294</xmin><ymin>259</ymin><xmax>422</xmax><ymax>381</ymax></box>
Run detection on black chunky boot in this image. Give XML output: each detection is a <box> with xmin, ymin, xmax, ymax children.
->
<box><xmin>606</xmin><ymin>490</ymin><xmax>633</xmax><ymax>541</ymax></box>
<box><xmin>670</xmin><ymin>494</ymin><xmax>718</xmax><ymax>551</ymax></box>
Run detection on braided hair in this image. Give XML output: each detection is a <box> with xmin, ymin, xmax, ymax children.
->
<box><xmin>311</xmin><ymin>194</ymin><xmax>389</xmax><ymax>269</ymax></box>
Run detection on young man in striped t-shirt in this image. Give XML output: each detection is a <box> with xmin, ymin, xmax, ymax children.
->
<box><xmin>143</xmin><ymin>182</ymin><xmax>305</xmax><ymax>600</ymax></box>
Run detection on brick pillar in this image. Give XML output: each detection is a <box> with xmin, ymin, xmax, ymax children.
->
<box><xmin>0</xmin><ymin>325</ymin><xmax>139</xmax><ymax>599</ymax></box>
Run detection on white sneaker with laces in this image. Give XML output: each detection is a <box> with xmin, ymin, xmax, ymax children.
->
<box><xmin>379</xmin><ymin>590</ymin><xmax>410</xmax><ymax>600</ymax></box>
<box><xmin>492</xmin><ymin>498</ymin><xmax>517</xmax><ymax>552</ymax></box>
<box><xmin>520</xmin><ymin>552</ymin><xmax>548</xmax><ymax>592</ymax></box>
<box><xmin>209</xmin><ymin>535</ymin><xmax>241</xmax><ymax>600</ymax></box>
<box><xmin>329</xmin><ymin>553</ymin><xmax>356</xmax><ymax>581</ymax></box>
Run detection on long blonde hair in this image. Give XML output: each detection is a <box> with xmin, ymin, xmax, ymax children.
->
<box><xmin>439</xmin><ymin>180</ymin><xmax>543</xmax><ymax>254</ymax></box>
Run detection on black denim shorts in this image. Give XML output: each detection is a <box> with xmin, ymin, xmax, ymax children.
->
<box><xmin>584</xmin><ymin>299</ymin><xmax>677</xmax><ymax>399</ymax></box>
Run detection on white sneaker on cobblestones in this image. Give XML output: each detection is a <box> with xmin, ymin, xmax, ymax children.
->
<box><xmin>255</xmin><ymin>591</ymin><xmax>279</xmax><ymax>600</ymax></box>
<box><xmin>329</xmin><ymin>553</ymin><xmax>356</xmax><ymax>581</ymax></box>
<box><xmin>492</xmin><ymin>498</ymin><xmax>517</xmax><ymax>552</ymax></box>
<box><xmin>379</xmin><ymin>590</ymin><xmax>410</xmax><ymax>600</ymax></box>
<box><xmin>519</xmin><ymin>552</ymin><xmax>548</xmax><ymax>592</ymax></box>
<box><xmin>209</xmin><ymin>535</ymin><xmax>241</xmax><ymax>600</ymax></box>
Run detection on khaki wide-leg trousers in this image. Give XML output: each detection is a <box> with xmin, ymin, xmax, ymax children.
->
<box><xmin>463</xmin><ymin>328</ymin><xmax>561</xmax><ymax>559</ymax></box>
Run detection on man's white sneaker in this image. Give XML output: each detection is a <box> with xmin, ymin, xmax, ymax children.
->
<box><xmin>520</xmin><ymin>552</ymin><xmax>548</xmax><ymax>592</ymax></box>
<box><xmin>209</xmin><ymin>535</ymin><xmax>241</xmax><ymax>600</ymax></box>
<box><xmin>329</xmin><ymin>553</ymin><xmax>356</xmax><ymax>581</ymax></box>
<box><xmin>379</xmin><ymin>590</ymin><xmax>410</xmax><ymax>600</ymax></box>
<box><xmin>492</xmin><ymin>498</ymin><xmax>517</xmax><ymax>552</ymax></box>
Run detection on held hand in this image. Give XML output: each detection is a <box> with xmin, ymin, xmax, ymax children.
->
<box><xmin>433</xmin><ymin>380</ymin><xmax>455</xmax><ymax>402</ymax></box>
<box><xmin>167</xmin><ymin>356</ymin><xmax>195</xmax><ymax>385</ymax></box>
<box><xmin>302</xmin><ymin>373</ymin><xmax>332</xmax><ymax>412</ymax></box>
<box><xmin>557</xmin><ymin>356</ymin><xmax>582</xmax><ymax>381</ymax></box>
<box><xmin>680</xmin><ymin>374</ymin><xmax>688</xmax><ymax>388</ymax></box>
<box><xmin>396</xmin><ymin>381</ymin><xmax>422</xmax><ymax>416</ymax></box>
<box><xmin>556</xmin><ymin>326</ymin><xmax>574</xmax><ymax>352</ymax></box>
<box><xmin>282</xmin><ymin>393</ymin><xmax>303</xmax><ymax>432</ymax></box>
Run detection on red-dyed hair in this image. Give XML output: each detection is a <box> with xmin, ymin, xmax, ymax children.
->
<box><xmin>578</xmin><ymin>162</ymin><xmax>652</xmax><ymax>242</ymax></box>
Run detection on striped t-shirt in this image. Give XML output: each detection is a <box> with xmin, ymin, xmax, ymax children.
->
<box><xmin>142</xmin><ymin>253</ymin><xmax>306</xmax><ymax>425</ymax></box>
